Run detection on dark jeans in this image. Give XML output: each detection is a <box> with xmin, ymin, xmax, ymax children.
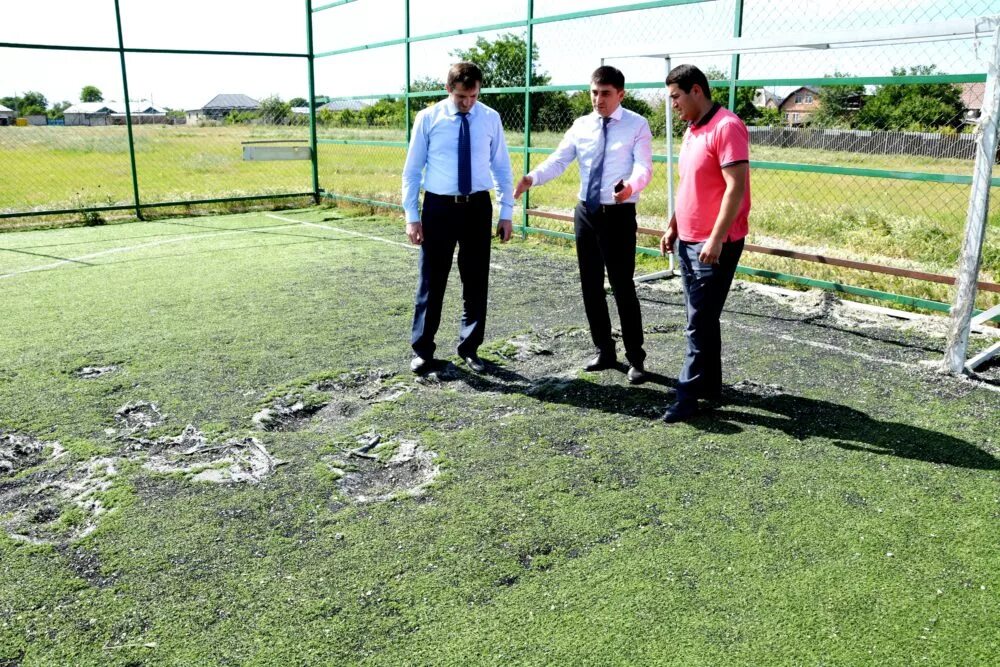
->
<box><xmin>574</xmin><ymin>202</ymin><xmax>646</xmax><ymax>366</ymax></box>
<box><xmin>676</xmin><ymin>237</ymin><xmax>744</xmax><ymax>403</ymax></box>
<box><xmin>410</xmin><ymin>191</ymin><xmax>492</xmax><ymax>359</ymax></box>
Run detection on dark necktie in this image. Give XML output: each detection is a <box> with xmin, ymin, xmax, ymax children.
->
<box><xmin>457</xmin><ymin>111</ymin><xmax>471</xmax><ymax>195</ymax></box>
<box><xmin>585</xmin><ymin>116</ymin><xmax>611</xmax><ymax>213</ymax></box>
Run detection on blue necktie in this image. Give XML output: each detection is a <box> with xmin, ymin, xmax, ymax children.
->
<box><xmin>457</xmin><ymin>111</ymin><xmax>471</xmax><ymax>195</ymax></box>
<box><xmin>586</xmin><ymin>116</ymin><xmax>611</xmax><ymax>213</ymax></box>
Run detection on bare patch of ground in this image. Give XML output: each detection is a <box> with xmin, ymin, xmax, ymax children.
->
<box><xmin>137</xmin><ymin>426</ymin><xmax>286</xmax><ymax>484</ymax></box>
<box><xmin>114</xmin><ymin>402</ymin><xmax>163</xmax><ymax>435</ymax></box>
<box><xmin>0</xmin><ymin>432</ymin><xmax>65</xmax><ymax>476</ymax></box>
<box><xmin>0</xmin><ymin>457</ymin><xmax>117</xmax><ymax>545</ymax></box>
<box><xmin>331</xmin><ymin>434</ymin><xmax>440</xmax><ymax>503</ymax></box>
<box><xmin>731</xmin><ymin>380</ymin><xmax>786</xmax><ymax>398</ymax></box>
<box><xmin>74</xmin><ymin>365</ymin><xmax>119</xmax><ymax>379</ymax></box>
<box><xmin>255</xmin><ymin>369</ymin><xmax>414</xmax><ymax>432</ymax></box>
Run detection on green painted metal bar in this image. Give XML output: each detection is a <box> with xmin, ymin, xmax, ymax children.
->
<box><xmin>531</xmin><ymin>0</ymin><xmax>710</xmax><ymax>25</ymax></box>
<box><xmin>404</xmin><ymin>0</ymin><xmax>412</xmax><ymax>145</ymax></box>
<box><xmin>315</xmin><ymin>37</ymin><xmax>407</xmax><ymax>58</ymax></box>
<box><xmin>320</xmin><ymin>192</ymin><xmax>405</xmax><ymax>209</ymax></box>
<box><xmin>140</xmin><ymin>193</ymin><xmax>316</xmax><ymax>209</ymax></box>
<box><xmin>313</xmin><ymin>0</ymin><xmax>359</xmax><ymax>12</ymax></box>
<box><xmin>734</xmin><ymin>266</ymin><xmax>954</xmax><ymax>313</ymax></box>
<box><xmin>0</xmin><ymin>194</ymin><xmax>316</xmax><ymax>221</ymax></box>
<box><xmin>317</xmin><ymin>139</ymin><xmax>409</xmax><ymax>147</ymax></box>
<box><xmin>728</xmin><ymin>0</ymin><xmax>744</xmax><ymax>111</ymax></box>
<box><xmin>113</xmin><ymin>0</ymin><xmax>142</xmax><ymax>221</ymax></box>
<box><xmin>0</xmin><ymin>41</ymin><xmax>309</xmax><ymax>58</ymax></box>
<box><xmin>408</xmin><ymin>20</ymin><xmax>528</xmax><ymax>45</ymax></box>
<box><xmin>306</xmin><ymin>0</ymin><xmax>320</xmax><ymax>203</ymax></box>
<box><xmin>322</xmin><ymin>73</ymin><xmax>988</xmax><ymax>102</ymax></box>
<box><xmin>522</xmin><ymin>0</ymin><xmax>534</xmax><ymax>241</ymax></box>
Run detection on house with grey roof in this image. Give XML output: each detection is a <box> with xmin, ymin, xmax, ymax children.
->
<box><xmin>64</xmin><ymin>101</ymin><xmax>166</xmax><ymax>126</ymax></box>
<box><xmin>187</xmin><ymin>94</ymin><xmax>260</xmax><ymax>124</ymax></box>
<box><xmin>0</xmin><ymin>104</ymin><xmax>14</xmax><ymax>125</ymax></box>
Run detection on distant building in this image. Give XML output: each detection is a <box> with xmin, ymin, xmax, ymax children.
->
<box><xmin>960</xmin><ymin>82</ymin><xmax>985</xmax><ymax>124</ymax></box>
<box><xmin>64</xmin><ymin>101</ymin><xmax>166</xmax><ymax>126</ymax></box>
<box><xmin>778</xmin><ymin>86</ymin><xmax>821</xmax><ymax>126</ymax></box>
<box><xmin>0</xmin><ymin>104</ymin><xmax>14</xmax><ymax>126</ymax></box>
<box><xmin>321</xmin><ymin>99</ymin><xmax>369</xmax><ymax>112</ymax></box>
<box><xmin>187</xmin><ymin>94</ymin><xmax>260</xmax><ymax>123</ymax></box>
<box><xmin>752</xmin><ymin>89</ymin><xmax>782</xmax><ymax>110</ymax></box>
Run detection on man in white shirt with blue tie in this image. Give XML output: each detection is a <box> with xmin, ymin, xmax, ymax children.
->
<box><xmin>515</xmin><ymin>66</ymin><xmax>653</xmax><ymax>384</ymax></box>
<box><xmin>403</xmin><ymin>62</ymin><xmax>515</xmax><ymax>374</ymax></box>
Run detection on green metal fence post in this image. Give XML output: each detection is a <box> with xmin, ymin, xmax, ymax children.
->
<box><xmin>521</xmin><ymin>0</ymin><xmax>534</xmax><ymax>240</ymax></box>
<box><xmin>727</xmin><ymin>0</ymin><xmax>744</xmax><ymax>111</ymax></box>
<box><xmin>306</xmin><ymin>0</ymin><xmax>320</xmax><ymax>202</ymax></box>
<box><xmin>113</xmin><ymin>0</ymin><xmax>142</xmax><ymax>220</ymax></box>
<box><xmin>405</xmin><ymin>0</ymin><xmax>412</xmax><ymax>144</ymax></box>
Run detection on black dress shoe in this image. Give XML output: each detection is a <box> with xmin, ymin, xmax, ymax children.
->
<box><xmin>661</xmin><ymin>400</ymin><xmax>699</xmax><ymax>423</ymax></box>
<box><xmin>626</xmin><ymin>363</ymin><xmax>647</xmax><ymax>385</ymax></box>
<box><xmin>462</xmin><ymin>354</ymin><xmax>485</xmax><ymax>373</ymax></box>
<box><xmin>410</xmin><ymin>355</ymin><xmax>433</xmax><ymax>374</ymax></box>
<box><xmin>583</xmin><ymin>353</ymin><xmax>617</xmax><ymax>372</ymax></box>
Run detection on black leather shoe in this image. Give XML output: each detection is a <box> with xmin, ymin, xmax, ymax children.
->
<box><xmin>626</xmin><ymin>363</ymin><xmax>647</xmax><ymax>385</ymax></box>
<box><xmin>583</xmin><ymin>353</ymin><xmax>617</xmax><ymax>372</ymax></box>
<box><xmin>661</xmin><ymin>400</ymin><xmax>699</xmax><ymax>423</ymax></box>
<box><xmin>410</xmin><ymin>355</ymin><xmax>433</xmax><ymax>374</ymax></box>
<box><xmin>462</xmin><ymin>354</ymin><xmax>485</xmax><ymax>373</ymax></box>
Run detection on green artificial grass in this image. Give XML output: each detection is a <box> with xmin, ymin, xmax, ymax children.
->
<box><xmin>0</xmin><ymin>207</ymin><xmax>997</xmax><ymax>665</ymax></box>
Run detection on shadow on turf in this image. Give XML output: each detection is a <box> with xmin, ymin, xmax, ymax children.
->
<box><xmin>439</xmin><ymin>362</ymin><xmax>999</xmax><ymax>471</ymax></box>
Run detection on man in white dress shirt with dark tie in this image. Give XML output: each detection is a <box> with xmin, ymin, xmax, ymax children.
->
<box><xmin>402</xmin><ymin>62</ymin><xmax>514</xmax><ymax>374</ymax></box>
<box><xmin>514</xmin><ymin>66</ymin><xmax>653</xmax><ymax>384</ymax></box>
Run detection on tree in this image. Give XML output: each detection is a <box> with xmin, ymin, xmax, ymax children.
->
<box><xmin>18</xmin><ymin>91</ymin><xmax>48</xmax><ymax>116</ymax></box>
<box><xmin>48</xmin><ymin>101</ymin><xmax>71</xmax><ymax>121</ymax></box>
<box><xmin>809</xmin><ymin>71</ymin><xmax>865</xmax><ymax>128</ymax></box>
<box><xmin>288</xmin><ymin>97</ymin><xmax>308</xmax><ymax>108</ymax></box>
<box><xmin>259</xmin><ymin>95</ymin><xmax>291</xmax><ymax>124</ymax></box>
<box><xmin>80</xmin><ymin>85</ymin><xmax>103</xmax><ymax>102</ymax></box>
<box><xmin>855</xmin><ymin>65</ymin><xmax>963</xmax><ymax>131</ymax></box>
<box><xmin>451</xmin><ymin>32</ymin><xmax>561</xmax><ymax>131</ymax></box>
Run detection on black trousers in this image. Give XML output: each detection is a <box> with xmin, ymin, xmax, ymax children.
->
<box><xmin>573</xmin><ymin>201</ymin><xmax>646</xmax><ymax>366</ymax></box>
<box><xmin>410</xmin><ymin>191</ymin><xmax>492</xmax><ymax>359</ymax></box>
<box><xmin>675</xmin><ymin>238</ymin><xmax>744</xmax><ymax>402</ymax></box>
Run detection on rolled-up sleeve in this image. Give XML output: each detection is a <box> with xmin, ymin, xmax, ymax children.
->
<box><xmin>402</xmin><ymin>111</ymin><xmax>428</xmax><ymax>223</ymax></box>
<box><xmin>489</xmin><ymin>114</ymin><xmax>515</xmax><ymax>221</ymax></box>
<box><xmin>626</xmin><ymin>118</ymin><xmax>653</xmax><ymax>195</ymax></box>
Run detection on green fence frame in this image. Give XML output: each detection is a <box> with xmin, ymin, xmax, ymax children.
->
<box><xmin>310</xmin><ymin>0</ymin><xmax>997</xmax><ymax>317</ymax></box>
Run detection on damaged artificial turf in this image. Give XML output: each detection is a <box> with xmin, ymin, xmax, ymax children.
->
<box><xmin>0</xmin><ymin>207</ymin><xmax>997</xmax><ymax>665</ymax></box>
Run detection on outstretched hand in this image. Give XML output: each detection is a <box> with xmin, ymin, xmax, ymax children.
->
<box><xmin>513</xmin><ymin>175</ymin><xmax>532</xmax><ymax>200</ymax></box>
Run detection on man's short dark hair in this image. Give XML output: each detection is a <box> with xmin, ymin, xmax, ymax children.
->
<box><xmin>591</xmin><ymin>66</ymin><xmax>625</xmax><ymax>91</ymax></box>
<box><xmin>667</xmin><ymin>64</ymin><xmax>711</xmax><ymax>100</ymax></box>
<box><xmin>447</xmin><ymin>62</ymin><xmax>483</xmax><ymax>90</ymax></box>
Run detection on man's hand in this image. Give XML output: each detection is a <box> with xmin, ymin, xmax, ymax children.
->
<box><xmin>698</xmin><ymin>237</ymin><xmax>723</xmax><ymax>264</ymax></box>
<box><xmin>513</xmin><ymin>175</ymin><xmax>533</xmax><ymax>200</ymax></box>
<box><xmin>612</xmin><ymin>182</ymin><xmax>633</xmax><ymax>204</ymax></box>
<box><xmin>497</xmin><ymin>219</ymin><xmax>513</xmax><ymax>243</ymax></box>
<box><xmin>660</xmin><ymin>219</ymin><xmax>678</xmax><ymax>256</ymax></box>
<box><xmin>406</xmin><ymin>222</ymin><xmax>423</xmax><ymax>245</ymax></box>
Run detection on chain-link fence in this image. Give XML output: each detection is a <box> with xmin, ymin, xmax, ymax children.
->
<box><xmin>0</xmin><ymin>0</ymin><xmax>316</xmax><ymax>227</ymax></box>
<box><xmin>311</xmin><ymin>0</ymin><xmax>1000</xmax><ymax>316</ymax></box>
<box><xmin>2</xmin><ymin>0</ymin><xmax>999</xmax><ymax>317</ymax></box>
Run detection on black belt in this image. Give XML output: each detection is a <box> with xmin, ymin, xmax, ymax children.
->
<box><xmin>426</xmin><ymin>191</ymin><xmax>489</xmax><ymax>204</ymax></box>
<box><xmin>580</xmin><ymin>201</ymin><xmax>636</xmax><ymax>215</ymax></box>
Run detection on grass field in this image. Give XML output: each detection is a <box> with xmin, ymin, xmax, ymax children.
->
<box><xmin>1</xmin><ymin>206</ymin><xmax>998</xmax><ymax>665</ymax></box>
<box><xmin>1</xmin><ymin>123</ymin><xmax>998</xmax><ymax>308</ymax></box>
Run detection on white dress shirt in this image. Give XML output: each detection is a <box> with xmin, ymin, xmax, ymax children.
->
<box><xmin>527</xmin><ymin>105</ymin><xmax>653</xmax><ymax>204</ymax></box>
<box><xmin>402</xmin><ymin>98</ymin><xmax>515</xmax><ymax>223</ymax></box>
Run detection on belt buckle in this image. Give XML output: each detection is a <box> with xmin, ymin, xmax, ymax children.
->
<box><xmin>455</xmin><ymin>194</ymin><xmax>471</xmax><ymax>204</ymax></box>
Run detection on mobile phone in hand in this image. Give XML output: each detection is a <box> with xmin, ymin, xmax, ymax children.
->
<box><xmin>614</xmin><ymin>179</ymin><xmax>625</xmax><ymax>193</ymax></box>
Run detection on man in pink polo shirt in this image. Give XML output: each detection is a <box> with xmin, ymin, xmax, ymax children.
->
<box><xmin>659</xmin><ymin>64</ymin><xmax>751</xmax><ymax>423</ymax></box>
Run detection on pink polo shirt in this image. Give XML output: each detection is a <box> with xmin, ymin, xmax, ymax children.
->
<box><xmin>675</xmin><ymin>104</ymin><xmax>751</xmax><ymax>243</ymax></box>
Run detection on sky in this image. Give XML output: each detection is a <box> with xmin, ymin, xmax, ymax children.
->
<box><xmin>1</xmin><ymin>0</ymin><xmax>995</xmax><ymax>111</ymax></box>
